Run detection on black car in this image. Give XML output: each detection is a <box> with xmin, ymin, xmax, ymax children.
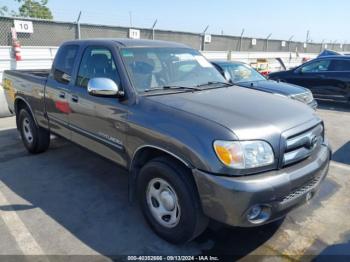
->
<box><xmin>268</xmin><ymin>55</ymin><xmax>350</xmax><ymax>103</ymax></box>
<box><xmin>211</xmin><ymin>60</ymin><xmax>317</xmax><ymax>109</ymax></box>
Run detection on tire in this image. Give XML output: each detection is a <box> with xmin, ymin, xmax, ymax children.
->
<box><xmin>18</xmin><ymin>109</ymin><xmax>50</xmax><ymax>154</ymax></box>
<box><xmin>138</xmin><ymin>156</ymin><xmax>208</xmax><ymax>244</ymax></box>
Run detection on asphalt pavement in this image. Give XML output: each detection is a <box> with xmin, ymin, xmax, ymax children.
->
<box><xmin>0</xmin><ymin>101</ymin><xmax>349</xmax><ymax>261</ymax></box>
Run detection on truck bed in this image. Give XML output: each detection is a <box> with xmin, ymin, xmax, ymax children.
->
<box><xmin>3</xmin><ymin>69</ymin><xmax>50</xmax><ymax>124</ymax></box>
<box><xmin>4</xmin><ymin>69</ymin><xmax>50</xmax><ymax>79</ymax></box>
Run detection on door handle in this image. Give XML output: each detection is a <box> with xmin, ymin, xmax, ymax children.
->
<box><xmin>71</xmin><ymin>95</ymin><xmax>79</xmax><ymax>103</ymax></box>
<box><xmin>58</xmin><ymin>91</ymin><xmax>66</xmax><ymax>99</ymax></box>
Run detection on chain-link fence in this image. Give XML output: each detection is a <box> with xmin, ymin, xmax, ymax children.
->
<box><xmin>1</xmin><ymin>15</ymin><xmax>350</xmax><ymax>53</ymax></box>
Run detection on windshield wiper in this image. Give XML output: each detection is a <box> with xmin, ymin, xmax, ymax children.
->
<box><xmin>144</xmin><ymin>85</ymin><xmax>202</xmax><ymax>92</ymax></box>
<box><xmin>196</xmin><ymin>81</ymin><xmax>232</xmax><ymax>88</ymax></box>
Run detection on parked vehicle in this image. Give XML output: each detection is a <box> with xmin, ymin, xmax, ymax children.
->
<box><xmin>268</xmin><ymin>55</ymin><xmax>350</xmax><ymax>103</ymax></box>
<box><xmin>250</xmin><ymin>58</ymin><xmax>271</xmax><ymax>76</ymax></box>
<box><xmin>211</xmin><ymin>60</ymin><xmax>317</xmax><ymax>109</ymax></box>
<box><xmin>2</xmin><ymin>39</ymin><xmax>331</xmax><ymax>244</ymax></box>
<box><xmin>318</xmin><ymin>49</ymin><xmax>342</xmax><ymax>58</ymax></box>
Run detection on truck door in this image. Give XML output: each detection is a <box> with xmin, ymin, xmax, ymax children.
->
<box><xmin>290</xmin><ymin>59</ymin><xmax>331</xmax><ymax>99</ymax></box>
<box><xmin>324</xmin><ymin>59</ymin><xmax>350</xmax><ymax>102</ymax></box>
<box><xmin>68</xmin><ymin>45</ymin><xmax>129</xmax><ymax>166</ymax></box>
<box><xmin>45</xmin><ymin>44</ymin><xmax>79</xmax><ymax>139</ymax></box>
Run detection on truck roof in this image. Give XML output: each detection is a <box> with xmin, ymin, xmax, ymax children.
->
<box><xmin>62</xmin><ymin>38</ymin><xmax>190</xmax><ymax>48</ymax></box>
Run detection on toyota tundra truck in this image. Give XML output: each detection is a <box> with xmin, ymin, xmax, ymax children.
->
<box><xmin>2</xmin><ymin>39</ymin><xmax>331</xmax><ymax>244</ymax></box>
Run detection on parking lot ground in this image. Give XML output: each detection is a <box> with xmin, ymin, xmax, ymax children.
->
<box><xmin>0</xmin><ymin>102</ymin><xmax>349</xmax><ymax>261</ymax></box>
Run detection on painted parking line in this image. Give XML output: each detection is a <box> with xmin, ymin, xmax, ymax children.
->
<box><xmin>0</xmin><ymin>127</ymin><xmax>15</xmax><ymax>132</ymax></box>
<box><xmin>0</xmin><ymin>181</ymin><xmax>46</xmax><ymax>256</ymax></box>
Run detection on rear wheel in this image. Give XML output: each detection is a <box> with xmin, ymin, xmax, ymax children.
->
<box><xmin>18</xmin><ymin>109</ymin><xmax>50</xmax><ymax>154</ymax></box>
<box><xmin>138</xmin><ymin>157</ymin><xmax>208</xmax><ymax>244</ymax></box>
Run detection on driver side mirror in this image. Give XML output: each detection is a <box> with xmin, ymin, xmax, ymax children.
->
<box><xmin>87</xmin><ymin>78</ymin><xmax>124</xmax><ymax>97</ymax></box>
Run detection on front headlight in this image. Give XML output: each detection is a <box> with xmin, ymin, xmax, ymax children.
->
<box><xmin>213</xmin><ymin>140</ymin><xmax>274</xmax><ymax>169</ymax></box>
<box><xmin>290</xmin><ymin>91</ymin><xmax>314</xmax><ymax>104</ymax></box>
<box><xmin>306</xmin><ymin>90</ymin><xmax>314</xmax><ymax>103</ymax></box>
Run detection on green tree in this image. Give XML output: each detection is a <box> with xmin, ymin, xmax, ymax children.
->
<box><xmin>0</xmin><ymin>6</ymin><xmax>9</xmax><ymax>16</ymax></box>
<box><xmin>0</xmin><ymin>0</ymin><xmax>53</xmax><ymax>19</ymax></box>
<box><xmin>17</xmin><ymin>0</ymin><xmax>53</xmax><ymax>19</ymax></box>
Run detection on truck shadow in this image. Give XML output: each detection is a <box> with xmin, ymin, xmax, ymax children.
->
<box><xmin>332</xmin><ymin>141</ymin><xmax>350</xmax><ymax>165</ymax></box>
<box><xmin>312</xmin><ymin>232</ymin><xmax>350</xmax><ymax>260</ymax></box>
<box><xmin>0</xmin><ymin>129</ymin><xmax>280</xmax><ymax>257</ymax></box>
<box><xmin>197</xmin><ymin>220</ymin><xmax>282</xmax><ymax>258</ymax></box>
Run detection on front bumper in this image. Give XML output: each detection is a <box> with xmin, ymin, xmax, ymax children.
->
<box><xmin>193</xmin><ymin>142</ymin><xmax>331</xmax><ymax>227</ymax></box>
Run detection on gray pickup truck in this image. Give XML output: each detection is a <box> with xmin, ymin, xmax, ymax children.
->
<box><xmin>2</xmin><ymin>39</ymin><xmax>331</xmax><ymax>244</ymax></box>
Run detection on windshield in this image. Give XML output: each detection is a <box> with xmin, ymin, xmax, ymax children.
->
<box><xmin>120</xmin><ymin>47</ymin><xmax>226</xmax><ymax>93</ymax></box>
<box><xmin>222</xmin><ymin>63</ymin><xmax>266</xmax><ymax>83</ymax></box>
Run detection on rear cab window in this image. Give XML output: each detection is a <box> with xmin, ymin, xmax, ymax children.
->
<box><xmin>329</xmin><ymin>59</ymin><xmax>350</xmax><ymax>71</ymax></box>
<box><xmin>76</xmin><ymin>46</ymin><xmax>121</xmax><ymax>88</ymax></box>
<box><xmin>52</xmin><ymin>45</ymin><xmax>79</xmax><ymax>84</ymax></box>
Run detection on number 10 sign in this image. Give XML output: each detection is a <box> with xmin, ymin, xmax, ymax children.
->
<box><xmin>14</xmin><ymin>20</ymin><xmax>34</xmax><ymax>34</ymax></box>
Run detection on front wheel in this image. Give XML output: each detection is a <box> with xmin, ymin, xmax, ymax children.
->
<box><xmin>18</xmin><ymin>109</ymin><xmax>50</xmax><ymax>154</ymax></box>
<box><xmin>138</xmin><ymin>157</ymin><xmax>208</xmax><ymax>244</ymax></box>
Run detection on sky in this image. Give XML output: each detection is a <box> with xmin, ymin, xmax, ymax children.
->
<box><xmin>2</xmin><ymin>0</ymin><xmax>350</xmax><ymax>43</ymax></box>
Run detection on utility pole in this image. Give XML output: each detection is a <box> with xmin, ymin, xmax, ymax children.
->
<box><xmin>201</xmin><ymin>25</ymin><xmax>209</xmax><ymax>51</ymax></box>
<box><xmin>239</xmin><ymin>28</ymin><xmax>245</xmax><ymax>51</ymax></box>
<box><xmin>75</xmin><ymin>11</ymin><xmax>82</xmax><ymax>40</ymax></box>
<box><xmin>151</xmin><ymin>19</ymin><xmax>158</xmax><ymax>40</ymax></box>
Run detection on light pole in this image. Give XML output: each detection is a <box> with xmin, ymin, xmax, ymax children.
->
<box><xmin>201</xmin><ymin>25</ymin><xmax>209</xmax><ymax>51</ymax></box>
<box><xmin>151</xmin><ymin>19</ymin><xmax>158</xmax><ymax>40</ymax></box>
<box><xmin>239</xmin><ymin>28</ymin><xmax>245</xmax><ymax>51</ymax></box>
<box><xmin>266</xmin><ymin>33</ymin><xmax>272</xmax><ymax>51</ymax></box>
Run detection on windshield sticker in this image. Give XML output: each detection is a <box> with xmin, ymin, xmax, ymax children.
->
<box><xmin>175</xmin><ymin>53</ymin><xmax>195</xmax><ymax>61</ymax></box>
<box><xmin>195</xmin><ymin>56</ymin><xmax>213</xmax><ymax>68</ymax></box>
<box><xmin>121</xmin><ymin>50</ymin><xmax>134</xmax><ymax>57</ymax></box>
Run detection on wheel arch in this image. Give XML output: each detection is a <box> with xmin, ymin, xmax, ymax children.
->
<box><xmin>14</xmin><ymin>97</ymin><xmax>38</xmax><ymax>128</ymax></box>
<box><xmin>128</xmin><ymin>145</ymin><xmax>194</xmax><ymax>202</ymax></box>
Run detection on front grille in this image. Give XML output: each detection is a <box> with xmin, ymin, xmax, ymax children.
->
<box><xmin>282</xmin><ymin>124</ymin><xmax>324</xmax><ymax>167</ymax></box>
<box><xmin>280</xmin><ymin>175</ymin><xmax>322</xmax><ymax>204</ymax></box>
<box><xmin>291</xmin><ymin>92</ymin><xmax>313</xmax><ymax>104</ymax></box>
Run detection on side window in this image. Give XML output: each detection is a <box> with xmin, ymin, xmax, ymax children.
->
<box><xmin>329</xmin><ymin>59</ymin><xmax>350</xmax><ymax>72</ymax></box>
<box><xmin>53</xmin><ymin>45</ymin><xmax>79</xmax><ymax>84</ymax></box>
<box><xmin>301</xmin><ymin>60</ymin><xmax>331</xmax><ymax>73</ymax></box>
<box><xmin>76</xmin><ymin>47</ymin><xmax>121</xmax><ymax>88</ymax></box>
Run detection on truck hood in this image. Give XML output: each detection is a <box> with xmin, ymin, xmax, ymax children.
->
<box><xmin>237</xmin><ymin>80</ymin><xmax>307</xmax><ymax>96</ymax></box>
<box><xmin>146</xmin><ymin>86</ymin><xmax>318</xmax><ymax>140</ymax></box>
